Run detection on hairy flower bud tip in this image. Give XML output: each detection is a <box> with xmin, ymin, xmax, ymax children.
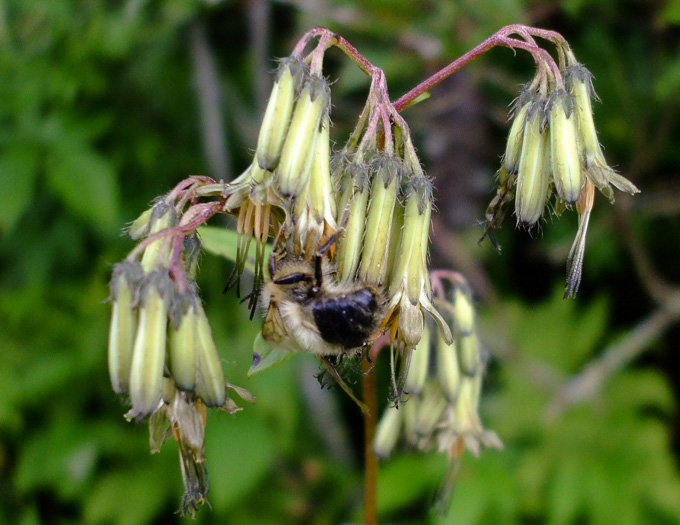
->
<box><xmin>140</xmin><ymin>203</ymin><xmax>177</xmax><ymax>273</ymax></box>
<box><xmin>128</xmin><ymin>208</ymin><xmax>154</xmax><ymax>240</ymax></box>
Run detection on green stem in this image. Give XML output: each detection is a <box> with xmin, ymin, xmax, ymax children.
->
<box><xmin>362</xmin><ymin>356</ymin><xmax>378</xmax><ymax>525</ymax></box>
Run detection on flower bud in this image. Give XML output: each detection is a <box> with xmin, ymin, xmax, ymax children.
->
<box><xmin>408</xmin><ymin>383</ymin><xmax>447</xmax><ymax>446</ymax></box>
<box><xmin>256</xmin><ymin>57</ymin><xmax>305</xmax><ymax>171</ymax></box>
<box><xmin>169</xmin><ymin>301</ymin><xmax>198</xmax><ymax>391</ymax></box>
<box><xmin>386</xmin><ymin>177</ymin><xmax>452</xmax><ymax>350</ymax></box>
<box><xmin>128</xmin><ymin>208</ymin><xmax>154</xmax><ymax>240</ymax></box>
<box><xmin>436</xmin><ymin>332</ymin><xmax>461</xmax><ymax>402</ymax></box>
<box><xmin>515</xmin><ymin>103</ymin><xmax>550</xmax><ymax>225</ymax></box>
<box><xmin>334</xmin><ymin>158</ymin><xmax>370</xmax><ymax>282</ymax></box>
<box><xmin>458</xmin><ymin>333</ymin><xmax>480</xmax><ymax>377</ymax></box>
<box><xmin>129</xmin><ymin>273</ymin><xmax>173</xmax><ymax>417</ymax></box>
<box><xmin>453</xmin><ymin>285</ymin><xmax>475</xmax><ymax>337</ymax></box>
<box><xmin>374</xmin><ymin>406</ymin><xmax>402</xmax><ymax>458</ymax></box>
<box><xmin>277</xmin><ymin>75</ymin><xmax>330</xmax><ymax>197</ymax></box>
<box><xmin>549</xmin><ymin>90</ymin><xmax>582</xmax><ymax>203</ymax></box>
<box><xmin>194</xmin><ymin>303</ymin><xmax>226</xmax><ymax>407</ymax></box>
<box><xmin>108</xmin><ymin>262</ymin><xmax>143</xmax><ymax>395</ymax></box>
<box><xmin>358</xmin><ymin>157</ymin><xmax>400</xmax><ymax>286</ymax></box>
<box><xmin>404</xmin><ymin>318</ymin><xmax>431</xmax><ymax>395</ymax></box>
<box><xmin>140</xmin><ymin>203</ymin><xmax>177</xmax><ymax>273</ymax></box>
<box><xmin>293</xmin><ymin>112</ymin><xmax>336</xmax><ymax>253</ymax></box>
<box><xmin>565</xmin><ymin>64</ymin><xmax>598</xmax><ymax>169</ymax></box>
<box><xmin>504</xmin><ymin>94</ymin><xmax>532</xmax><ymax>174</ymax></box>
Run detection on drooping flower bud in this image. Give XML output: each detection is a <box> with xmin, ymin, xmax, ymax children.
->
<box><xmin>108</xmin><ymin>261</ymin><xmax>143</xmax><ymax>395</ymax></box>
<box><xmin>374</xmin><ymin>404</ymin><xmax>403</xmax><ymax>458</ymax></box>
<box><xmin>515</xmin><ymin>101</ymin><xmax>550</xmax><ymax>225</ymax></box>
<box><xmin>358</xmin><ymin>156</ymin><xmax>401</xmax><ymax>286</ymax></box>
<box><xmin>128</xmin><ymin>272</ymin><xmax>174</xmax><ymax>417</ymax></box>
<box><xmin>277</xmin><ymin>74</ymin><xmax>331</xmax><ymax>198</ymax></box>
<box><xmin>404</xmin><ymin>318</ymin><xmax>431</xmax><ymax>395</ymax></box>
<box><xmin>549</xmin><ymin>90</ymin><xmax>583</xmax><ymax>203</ymax></box>
<box><xmin>140</xmin><ymin>202</ymin><xmax>177</xmax><ymax>273</ymax></box>
<box><xmin>504</xmin><ymin>92</ymin><xmax>532</xmax><ymax>174</ymax></box>
<box><xmin>194</xmin><ymin>302</ymin><xmax>227</xmax><ymax>407</ymax></box>
<box><xmin>293</xmin><ymin>112</ymin><xmax>337</xmax><ymax>254</ymax></box>
<box><xmin>565</xmin><ymin>64</ymin><xmax>599</xmax><ymax>169</ymax></box>
<box><xmin>169</xmin><ymin>299</ymin><xmax>198</xmax><ymax>392</ymax></box>
<box><xmin>256</xmin><ymin>57</ymin><xmax>306</xmax><ymax>172</ymax></box>
<box><xmin>333</xmin><ymin>156</ymin><xmax>370</xmax><ymax>282</ymax></box>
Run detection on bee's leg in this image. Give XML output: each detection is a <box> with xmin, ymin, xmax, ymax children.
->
<box><xmin>268</xmin><ymin>223</ymin><xmax>288</xmax><ymax>277</ymax></box>
<box><xmin>312</xmin><ymin>228</ymin><xmax>344</xmax><ymax>290</ymax></box>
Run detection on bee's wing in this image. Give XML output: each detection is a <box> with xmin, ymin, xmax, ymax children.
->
<box><xmin>262</xmin><ymin>302</ymin><xmax>289</xmax><ymax>346</ymax></box>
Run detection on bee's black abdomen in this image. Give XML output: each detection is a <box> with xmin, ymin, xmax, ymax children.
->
<box><xmin>311</xmin><ymin>288</ymin><xmax>379</xmax><ymax>349</ymax></box>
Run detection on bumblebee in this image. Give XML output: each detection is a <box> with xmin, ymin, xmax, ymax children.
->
<box><xmin>261</xmin><ymin>235</ymin><xmax>385</xmax><ymax>355</ymax></box>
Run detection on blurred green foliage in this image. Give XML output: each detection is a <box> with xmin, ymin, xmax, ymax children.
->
<box><xmin>2</xmin><ymin>0</ymin><xmax>680</xmax><ymax>523</ymax></box>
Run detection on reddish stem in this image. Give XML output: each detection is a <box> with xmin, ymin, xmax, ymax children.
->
<box><xmin>393</xmin><ymin>26</ymin><xmax>562</xmax><ymax>112</ymax></box>
<box><xmin>362</xmin><ymin>356</ymin><xmax>378</xmax><ymax>525</ymax></box>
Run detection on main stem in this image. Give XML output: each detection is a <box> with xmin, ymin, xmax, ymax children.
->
<box><xmin>362</xmin><ymin>356</ymin><xmax>378</xmax><ymax>525</ymax></box>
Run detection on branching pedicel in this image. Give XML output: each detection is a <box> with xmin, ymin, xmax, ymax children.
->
<box><xmin>107</xmin><ymin>25</ymin><xmax>638</xmax><ymax>516</ymax></box>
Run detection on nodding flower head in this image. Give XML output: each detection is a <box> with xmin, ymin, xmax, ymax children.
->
<box><xmin>485</xmin><ymin>59</ymin><xmax>639</xmax><ymax>296</ymax></box>
<box><xmin>374</xmin><ymin>273</ymin><xmax>501</xmax><ymax>505</ymax></box>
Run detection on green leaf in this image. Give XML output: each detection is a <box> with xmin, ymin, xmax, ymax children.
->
<box><xmin>204</xmin><ymin>410</ymin><xmax>280</xmax><ymax>511</ymax></box>
<box><xmin>45</xmin><ymin>139</ymin><xmax>119</xmax><ymax>235</ymax></box>
<box><xmin>248</xmin><ymin>332</ymin><xmax>295</xmax><ymax>377</ymax></box>
<box><xmin>198</xmin><ymin>225</ymin><xmax>272</xmax><ymax>276</ymax></box>
<box><xmin>197</xmin><ymin>225</ymin><xmax>240</xmax><ymax>262</ymax></box>
<box><xmin>15</xmin><ymin>413</ymin><xmax>100</xmax><ymax>500</ymax></box>
<box><xmin>84</xmin><ymin>458</ymin><xmax>175</xmax><ymax>525</ymax></box>
<box><xmin>377</xmin><ymin>452</ymin><xmax>445</xmax><ymax>516</ymax></box>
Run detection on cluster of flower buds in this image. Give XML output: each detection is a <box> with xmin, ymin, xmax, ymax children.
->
<box><xmin>108</xmin><ymin>200</ymin><xmax>234</xmax><ymax>418</ymax></box>
<box><xmin>222</xmin><ymin>57</ymin><xmax>335</xmax><ymax>307</ymax></box>
<box><xmin>235</xmin><ymin>50</ymin><xmax>453</xmax><ymax>398</ymax></box>
<box><xmin>328</xmin><ymin>123</ymin><xmax>454</xmax><ymax>399</ymax></box>
<box><xmin>485</xmin><ymin>50</ymin><xmax>639</xmax><ymax>297</ymax></box>
<box><xmin>374</xmin><ymin>273</ymin><xmax>502</xmax><ymax>502</ymax></box>
<box><xmin>108</xmin><ymin>193</ymin><xmax>255</xmax><ymax>513</ymax></box>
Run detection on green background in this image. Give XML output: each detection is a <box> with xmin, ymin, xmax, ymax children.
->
<box><xmin>2</xmin><ymin>1</ymin><xmax>680</xmax><ymax>523</ymax></box>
